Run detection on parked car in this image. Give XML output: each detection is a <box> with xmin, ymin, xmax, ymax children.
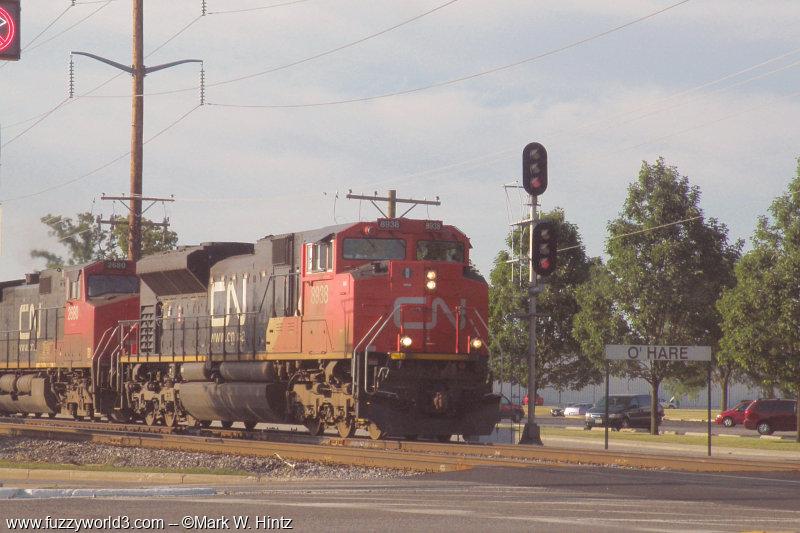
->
<box><xmin>743</xmin><ymin>399</ymin><xmax>797</xmax><ymax>435</ymax></box>
<box><xmin>714</xmin><ymin>400</ymin><xmax>752</xmax><ymax>428</ymax></box>
<box><xmin>550</xmin><ymin>407</ymin><xmax>564</xmax><ymax>417</ymax></box>
<box><xmin>659</xmin><ymin>397</ymin><xmax>679</xmax><ymax>409</ymax></box>
<box><xmin>522</xmin><ymin>394</ymin><xmax>544</xmax><ymax>406</ymax></box>
<box><xmin>499</xmin><ymin>395</ymin><xmax>525</xmax><ymax>423</ymax></box>
<box><xmin>563</xmin><ymin>403</ymin><xmax>594</xmax><ymax>416</ymax></box>
<box><xmin>585</xmin><ymin>394</ymin><xmax>663</xmax><ymax>430</ymax></box>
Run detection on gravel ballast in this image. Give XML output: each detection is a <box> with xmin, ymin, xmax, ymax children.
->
<box><xmin>0</xmin><ymin>437</ymin><xmax>414</xmax><ymax>479</ymax></box>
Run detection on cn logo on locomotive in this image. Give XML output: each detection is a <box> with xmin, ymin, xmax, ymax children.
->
<box><xmin>392</xmin><ymin>296</ymin><xmax>467</xmax><ymax>330</ymax></box>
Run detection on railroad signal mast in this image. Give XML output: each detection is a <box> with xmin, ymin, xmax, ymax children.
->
<box><xmin>519</xmin><ymin>142</ymin><xmax>557</xmax><ymax>446</ymax></box>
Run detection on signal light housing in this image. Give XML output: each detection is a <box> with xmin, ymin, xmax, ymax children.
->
<box><xmin>522</xmin><ymin>142</ymin><xmax>548</xmax><ymax>196</ymax></box>
<box><xmin>0</xmin><ymin>1</ymin><xmax>20</xmax><ymax>62</ymax></box>
<box><xmin>400</xmin><ymin>335</ymin><xmax>413</xmax><ymax>349</ymax></box>
<box><xmin>532</xmin><ymin>220</ymin><xmax>558</xmax><ymax>276</ymax></box>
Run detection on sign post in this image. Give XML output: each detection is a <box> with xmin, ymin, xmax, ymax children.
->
<box><xmin>604</xmin><ymin>345</ymin><xmax>713</xmax><ymax>456</ymax></box>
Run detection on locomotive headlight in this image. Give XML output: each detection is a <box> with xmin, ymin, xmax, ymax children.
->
<box><xmin>425</xmin><ymin>279</ymin><xmax>437</xmax><ymax>291</ymax></box>
<box><xmin>471</xmin><ymin>338</ymin><xmax>484</xmax><ymax>350</ymax></box>
<box><xmin>426</xmin><ymin>270</ymin><xmax>437</xmax><ymax>281</ymax></box>
<box><xmin>400</xmin><ymin>335</ymin><xmax>413</xmax><ymax>348</ymax></box>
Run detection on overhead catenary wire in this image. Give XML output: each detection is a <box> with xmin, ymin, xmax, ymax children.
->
<box><xmin>206</xmin><ymin>0</ymin><xmax>692</xmax><ymax>108</ymax></box>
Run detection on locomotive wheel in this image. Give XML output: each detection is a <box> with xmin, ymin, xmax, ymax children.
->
<box><xmin>34</xmin><ymin>413</ymin><xmax>42</xmax><ymax>419</ymax></box>
<box><xmin>199</xmin><ymin>420</ymin><xmax>211</xmax><ymax>429</ymax></box>
<box><xmin>305</xmin><ymin>418</ymin><xmax>325</xmax><ymax>436</ymax></box>
<box><xmin>164</xmin><ymin>410</ymin><xmax>178</xmax><ymax>428</ymax></box>
<box><xmin>110</xmin><ymin>410</ymin><xmax>132</xmax><ymax>424</ymax></box>
<box><xmin>403</xmin><ymin>434</ymin><xmax>419</xmax><ymax>441</ymax></box>
<box><xmin>435</xmin><ymin>434</ymin><xmax>452</xmax><ymax>443</ymax></box>
<box><xmin>243</xmin><ymin>421</ymin><xmax>257</xmax><ymax>431</ymax></box>
<box><xmin>221</xmin><ymin>420</ymin><xmax>234</xmax><ymax>429</ymax></box>
<box><xmin>145</xmin><ymin>410</ymin><xmax>158</xmax><ymax>426</ymax></box>
<box><xmin>48</xmin><ymin>413</ymin><xmax>56</xmax><ymax>419</ymax></box>
<box><xmin>336</xmin><ymin>419</ymin><xmax>356</xmax><ymax>439</ymax></box>
<box><xmin>367</xmin><ymin>422</ymin><xmax>386</xmax><ymax>441</ymax></box>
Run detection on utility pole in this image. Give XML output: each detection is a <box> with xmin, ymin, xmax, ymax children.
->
<box><xmin>72</xmin><ymin>0</ymin><xmax>201</xmax><ymax>261</ymax></box>
<box><xmin>346</xmin><ymin>190</ymin><xmax>440</xmax><ymax>219</ymax></box>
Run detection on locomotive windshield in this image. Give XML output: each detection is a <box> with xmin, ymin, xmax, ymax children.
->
<box><xmin>87</xmin><ymin>275</ymin><xmax>139</xmax><ymax>298</ymax></box>
<box><xmin>416</xmin><ymin>241</ymin><xmax>464</xmax><ymax>262</ymax></box>
<box><xmin>342</xmin><ymin>238</ymin><xmax>406</xmax><ymax>260</ymax></box>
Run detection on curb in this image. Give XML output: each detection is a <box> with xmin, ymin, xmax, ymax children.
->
<box><xmin>0</xmin><ymin>486</ymin><xmax>217</xmax><ymax>500</ymax></box>
<box><xmin>0</xmin><ymin>468</ymin><xmax>266</xmax><ymax>485</ymax></box>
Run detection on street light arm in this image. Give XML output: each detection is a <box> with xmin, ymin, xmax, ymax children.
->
<box><xmin>71</xmin><ymin>51</ymin><xmax>133</xmax><ymax>74</ymax></box>
<box><xmin>145</xmin><ymin>59</ymin><xmax>202</xmax><ymax>75</ymax></box>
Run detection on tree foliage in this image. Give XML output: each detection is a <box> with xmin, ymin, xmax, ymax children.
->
<box><xmin>31</xmin><ymin>213</ymin><xmax>178</xmax><ymax>268</ymax></box>
<box><xmin>718</xmin><ymin>160</ymin><xmax>800</xmax><ymax>439</ymax></box>
<box><xmin>574</xmin><ymin>159</ymin><xmax>741</xmax><ymax>433</ymax></box>
<box><xmin>489</xmin><ymin>208</ymin><xmax>600</xmax><ymax>393</ymax></box>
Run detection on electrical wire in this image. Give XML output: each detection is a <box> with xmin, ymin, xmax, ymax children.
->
<box><xmin>0</xmin><ymin>4</ymin><xmax>74</xmax><ymax>71</ymax></box>
<box><xmin>207</xmin><ymin>0</ymin><xmax>313</xmax><ymax>15</ymax></box>
<box><xmin>0</xmin><ymin>104</ymin><xmax>201</xmax><ymax>203</ymax></box>
<box><xmin>25</xmin><ymin>1</ymin><xmax>114</xmax><ymax>54</ymax></box>
<box><xmin>558</xmin><ymin>216</ymin><xmax>703</xmax><ymax>253</ymax></box>
<box><xmin>206</xmin><ymin>0</ymin><xmax>692</xmax><ymax>108</ymax></box>
<box><xmin>86</xmin><ymin>0</ymin><xmax>462</xmax><ymax>99</ymax></box>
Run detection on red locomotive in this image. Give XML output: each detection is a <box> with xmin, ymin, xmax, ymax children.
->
<box><xmin>0</xmin><ymin>217</ymin><xmax>499</xmax><ymax>440</ymax></box>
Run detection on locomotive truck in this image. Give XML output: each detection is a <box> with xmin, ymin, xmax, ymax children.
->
<box><xmin>0</xmin><ymin>217</ymin><xmax>499</xmax><ymax>440</ymax></box>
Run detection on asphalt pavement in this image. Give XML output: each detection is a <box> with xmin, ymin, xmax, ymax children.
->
<box><xmin>2</xmin><ymin>466</ymin><xmax>800</xmax><ymax>532</ymax></box>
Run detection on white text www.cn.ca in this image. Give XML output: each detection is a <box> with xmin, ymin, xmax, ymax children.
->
<box><xmin>5</xmin><ymin>516</ymin><xmax>165</xmax><ymax>531</ymax></box>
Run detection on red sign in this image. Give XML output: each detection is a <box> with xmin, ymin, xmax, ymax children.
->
<box><xmin>0</xmin><ymin>1</ymin><xmax>20</xmax><ymax>61</ymax></box>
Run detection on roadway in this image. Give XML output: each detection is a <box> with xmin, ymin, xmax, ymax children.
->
<box><xmin>3</xmin><ymin>465</ymin><xmax>799</xmax><ymax>532</ymax></box>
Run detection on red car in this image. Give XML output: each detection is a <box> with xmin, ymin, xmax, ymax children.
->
<box><xmin>714</xmin><ymin>400</ymin><xmax>752</xmax><ymax>428</ymax></box>
<box><xmin>743</xmin><ymin>399</ymin><xmax>797</xmax><ymax>435</ymax></box>
<box><xmin>499</xmin><ymin>396</ymin><xmax>525</xmax><ymax>423</ymax></box>
<box><xmin>522</xmin><ymin>394</ymin><xmax>544</xmax><ymax>407</ymax></box>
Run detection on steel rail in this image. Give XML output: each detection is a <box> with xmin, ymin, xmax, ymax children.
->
<box><xmin>0</xmin><ymin>417</ymin><xmax>797</xmax><ymax>474</ymax></box>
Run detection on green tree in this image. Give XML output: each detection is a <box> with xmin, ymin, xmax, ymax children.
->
<box><xmin>30</xmin><ymin>213</ymin><xmax>115</xmax><ymax>268</ymax></box>
<box><xmin>31</xmin><ymin>212</ymin><xmax>178</xmax><ymax>268</ymax></box>
<box><xmin>489</xmin><ymin>208</ymin><xmax>601</xmax><ymax>395</ymax></box>
<box><xmin>718</xmin><ymin>161</ymin><xmax>800</xmax><ymax>440</ymax></box>
<box><xmin>574</xmin><ymin>159</ymin><xmax>741</xmax><ymax>434</ymax></box>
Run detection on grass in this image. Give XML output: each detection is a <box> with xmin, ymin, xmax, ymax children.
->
<box><xmin>541</xmin><ymin>426</ymin><xmax>800</xmax><ymax>452</ymax></box>
<box><xmin>0</xmin><ymin>459</ymin><xmax>249</xmax><ymax>476</ymax></box>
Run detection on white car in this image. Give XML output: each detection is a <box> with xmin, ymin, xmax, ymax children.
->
<box><xmin>563</xmin><ymin>403</ymin><xmax>594</xmax><ymax>416</ymax></box>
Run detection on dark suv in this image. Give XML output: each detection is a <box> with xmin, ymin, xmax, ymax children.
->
<box><xmin>743</xmin><ymin>399</ymin><xmax>797</xmax><ymax>435</ymax></box>
<box><xmin>585</xmin><ymin>394</ymin><xmax>663</xmax><ymax>430</ymax></box>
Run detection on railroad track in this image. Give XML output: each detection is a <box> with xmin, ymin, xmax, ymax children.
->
<box><xmin>1</xmin><ymin>417</ymin><xmax>798</xmax><ymax>474</ymax></box>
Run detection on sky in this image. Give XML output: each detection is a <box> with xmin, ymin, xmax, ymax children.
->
<box><xmin>1</xmin><ymin>0</ymin><xmax>799</xmax><ymax>281</ymax></box>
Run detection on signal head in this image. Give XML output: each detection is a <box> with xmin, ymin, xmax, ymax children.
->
<box><xmin>522</xmin><ymin>142</ymin><xmax>548</xmax><ymax>196</ymax></box>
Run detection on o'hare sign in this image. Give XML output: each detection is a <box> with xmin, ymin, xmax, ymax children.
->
<box><xmin>604</xmin><ymin>345</ymin><xmax>712</xmax><ymax>362</ymax></box>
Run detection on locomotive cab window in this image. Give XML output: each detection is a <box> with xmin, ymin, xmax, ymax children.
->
<box><xmin>416</xmin><ymin>241</ymin><xmax>465</xmax><ymax>262</ymax></box>
<box><xmin>306</xmin><ymin>239</ymin><xmax>334</xmax><ymax>273</ymax></box>
<box><xmin>87</xmin><ymin>275</ymin><xmax>139</xmax><ymax>298</ymax></box>
<box><xmin>342</xmin><ymin>238</ymin><xmax>406</xmax><ymax>261</ymax></box>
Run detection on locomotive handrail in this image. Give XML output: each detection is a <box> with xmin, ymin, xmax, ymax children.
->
<box><xmin>362</xmin><ymin>304</ymin><xmax>407</xmax><ymax>396</ymax></box>
<box><xmin>351</xmin><ymin>313</ymin><xmax>386</xmax><ymax>416</ymax></box>
<box><xmin>91</xmin><ymin>325</ymin><xmax>119</xmax><ymax>388</ymax></box>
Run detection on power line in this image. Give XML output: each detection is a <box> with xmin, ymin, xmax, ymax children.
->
<box><xmin>558</xmin><ymin>216</ymin><xmax>703</xmax><ymax>253</ymax></box>
<box><xmin>0</xmin><ymin>104</ymin><xmax>201</xmax><ymax>203</ymax></box>
<box><xmin>86</xmin><ymin>0</ymin><xmax>464</xmax><ymax>98</ymax></box>
<box><xmin>0</xmin><ymin>3</ymin><xmax>75</xmax><ymax>71</ymax></box>
<box><xmin>206</xmin><ymin>0</ymin><xmax>692</xmax><ymax>108</ymax></box>
<box><xmin>25</xmin><ymin>1</ymin><xmax>114</xmax><ymax>54</ymax></box>
<box><xmin>207</xmin><ymin>0</ymin><xmax>313</xmax><ymax>15</ymax></box>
